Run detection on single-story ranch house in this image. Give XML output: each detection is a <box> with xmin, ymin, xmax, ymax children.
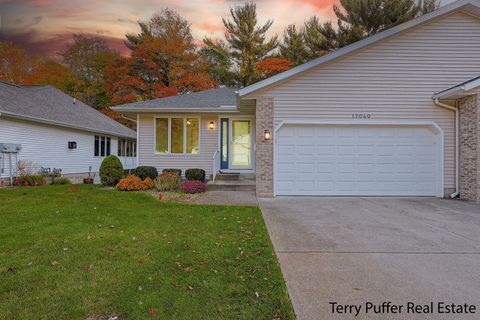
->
<box><xmin>113</xmin><ymin>0</ymin><xmax>480</xmax><ymax>201</ymax></box>
<box><xmin>0</xmin><ymin>81</ymin><xmax>136</xmax><ymax>183</ymax></box>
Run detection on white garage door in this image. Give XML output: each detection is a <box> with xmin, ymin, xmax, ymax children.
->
<box><xmin>275</xmin><ymin>125</ymin><xmax>439</xmax><ymax>196</ymax></box>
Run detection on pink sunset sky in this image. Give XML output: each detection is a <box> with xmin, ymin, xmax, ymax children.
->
<box><xmin>0</xmin><ymin>0</ymin><xmax>453</xmax><ymax>58</ymax></box>
<box><xmin>0</xmin><ymin>0</ymin><xmax>338</xmax><ymax>57</ymax></box>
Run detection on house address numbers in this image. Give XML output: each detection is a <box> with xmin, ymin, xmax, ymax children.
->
<box><xmin>352</xmin><ymin>113</ymin><xmax>372</xmax><ymax>119</ymax></box>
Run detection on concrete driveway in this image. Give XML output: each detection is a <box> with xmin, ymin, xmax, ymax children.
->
<box><xmin>259</xmin><ymin>197</ymin><xmax>480</xmax><ymax>320</ymax></box>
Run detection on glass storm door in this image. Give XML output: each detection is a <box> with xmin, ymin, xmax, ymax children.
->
<box><xmin>220</xmin><ymin>118</ymin><xmax>229</xmax><ymax>169</ymax></box>
<box><xmin>230</xmin><ymin>120</ymin><xmax>252</xmax><ymax>169</ymax></box>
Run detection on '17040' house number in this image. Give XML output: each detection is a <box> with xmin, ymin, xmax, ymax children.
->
<box><xmin>352</xmin><ymin>113</ymin><xmax>372</xmax><ymax>119</ymax></box>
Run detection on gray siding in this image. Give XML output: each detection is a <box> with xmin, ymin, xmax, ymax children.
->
<box><xmin>251</xmin><ymin>11</ymin><xmax>480</xmax><ymax>189</ymax></box>
<box><xmin>138</xmin><ymin>114</ymin><xmax>218</xmax><ymax>176</ymax></box>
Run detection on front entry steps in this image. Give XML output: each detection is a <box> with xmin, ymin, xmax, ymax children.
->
<box><xmin>207</xmin><ymin>173</ymin><xmax>256</xmax><ymax>191</ymax></box>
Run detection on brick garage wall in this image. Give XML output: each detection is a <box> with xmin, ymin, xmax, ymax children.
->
<box><xmin>459</xmin><ymin>94</ymin><xmax>480</xmax><ymax>201</ymax></box>
<box><xmin>255</xmin><ymin>97</ymin><xmax>274</xmax><ymax>197</ymax></box>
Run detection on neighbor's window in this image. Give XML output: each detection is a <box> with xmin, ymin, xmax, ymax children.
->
<box><xmin>155</xmin><ymin>117</ymin><xmax>199</xmax><ymax>154</ymax></box>
<box><xmin>94</xmin><ymin>135</ymin><xmax>111</xmax><ymax>157</ymax></box>
<box><xmin>118</xmin><ymin>139</ymin><xmax>124</xmax><ymax>156</ymax></box>
<box><xmin>106</xmin><ymin>137</ymin><xmax>111</xmax><ymax>156</ymax></box>
<box><xmin>118</xmin><ymin>139</ymin><xmax>136</xmax><ymax>157</ymax></box>
<box><xmin>94</xmin><ymin>136</ymin><xmax>100</xmax><ymax>156</ymax></box>
<box><xmin>100</xmin><ymin>137</ymin><xmax>106</xmax><ymax>156</ymax></box>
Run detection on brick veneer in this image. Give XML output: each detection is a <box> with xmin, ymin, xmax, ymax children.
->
<box><xmin>255</xmin><ymin>97</ymin><xmax>274</xmax><ymax>197</ymax></box>
<box><xmin>459</xmin><ymin>94</ymin><xmax>480</xmax><ymax>201</ymax></box>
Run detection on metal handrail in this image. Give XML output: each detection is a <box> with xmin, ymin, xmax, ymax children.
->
<box><xmin>212</xmin><ymin>150</ymin><xmax>220</xmax><ymax>183</ymax></box>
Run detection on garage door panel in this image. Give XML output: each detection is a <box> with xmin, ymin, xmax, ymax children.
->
<box><xmin>275</xmin><ymin>125</ymin><xmax>439</xmax><ymax>196</ymax></box>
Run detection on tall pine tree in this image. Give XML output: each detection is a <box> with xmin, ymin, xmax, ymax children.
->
<box><xmin>282</xmin><ymin>0</ymin><xmax>440</xmax><ymax>64</ymax></box>
<box><xmin>303</xmin><ymin>18</ymin><xmax>339</xmax><ymax>59</ymax></box>
<box><xmin>334</xmin><ymin>0</ymin><xmax>440</xmax><ymax>45</ymax></box>
<box><xmin>200</xmin><ymin>38</ymin><xmax>237</xmax><ymax>87</ymax></box>
<box><xmin>220</xmin><ymin>1</ymin><xmax>278</xmax><ymax>86</ymax></box>
<box><xmin>279</xmin><ymin>25</ymin><xmax>308</xmax><ymax>66</ymax></box>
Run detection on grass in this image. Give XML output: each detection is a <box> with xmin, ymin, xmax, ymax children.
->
<box><xmin>0</xmin><ymin>185</ymin><xmax>294</xmax><ymax>320</ymax></box>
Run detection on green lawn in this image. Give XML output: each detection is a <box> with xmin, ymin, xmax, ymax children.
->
<box><xmin>0</xmin><ymin>185</ymin><xmax>294</xmax><ymax>320</ymax></box>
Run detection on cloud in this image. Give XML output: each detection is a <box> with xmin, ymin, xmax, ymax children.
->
<box><xmin>118</xmin><ymin>17</ymin><xmax>138</xmax><ymax>25</ymax></box>
<box><xmin>0</xmin><ymin>29</ymin><xmax>131</xmax><ymax>59</ymax></box>
<box><xmin>290</xmin><ymin>0</ymin><xmax>335</xmax><ymax>10</ymax></box>
<box><xmin>195</xmin><ymin>21</ymin><xmax>225</xmax><ymax>35</ymax></box>
<box><xmin>0</xmin><ymin>0</ymin><xmax>341</xmax><ymax>59</ymax></box>
<box><xmin>50</xmin><ymin>7</ymin><xmax>89</xmax><ymax>18</ymax></box>
<box><xmin>0</xmin><ymin>0</ymin><xmax>58</xmax><ymax>6</ymax></box>
<box><xmin>96</xmin><ymin>29</ymin><xmax>112</xmax><ymax>35</ymax></box>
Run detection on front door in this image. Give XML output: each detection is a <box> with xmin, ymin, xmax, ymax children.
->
<box><xmin>220</xmin><ymin>118</ymin><xmax>229</xmax><ymax>169</ymax></box>
<box><xmin>220</xmin><ymin>118</ymin><xmax>253</xmax><ymax>170</ymax></box>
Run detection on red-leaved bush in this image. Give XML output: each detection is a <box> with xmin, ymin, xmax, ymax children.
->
<box><xmin>179</xmin><ymin>180</ymin><xmax>207</xmax><ymax>194</ymax></box>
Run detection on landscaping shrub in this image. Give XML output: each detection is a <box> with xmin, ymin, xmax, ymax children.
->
<box><xmin>51</xmin><ymin>177</ymin><xmax>72</xmax><ymax>185</ymax></box>
<box><xmin>162</xmin><ymin>168</ymin><xmax>182</xmax><ymax>177</ymax></box>
<box><xmin>116</xmin><ymin>175</ymin><xmax>147</xmax><ymax>191</ymax></box>
<box><xmin>124</xmin><ymin>168</ymin><xmax>136</xmax><ymax>176</ymax></box>
<box><xmin>99</xmin><ymin>155</ymin><xmax>124</xmax><ymax>186</ymax></box>
<box><xmin>180</xmin><ymin>180</ymin><xmax>207</xmax><ymax>194</ymax></box>
<box><xmin>136</xmin><ymin>166</ymin><xmax>158</xmax><ymax>180</ymax></box>
<box><xmin>185</xmin><ymin>168</ymin><xmax>206</xmax><ymax>182</ymax></box>
<box><xmin>17</xmin><ymin>174</ymin><xmax>44</xmax><ymax>187</ymax></box>
<box><xmin>155</xmin><ymin>172</ymin><xmax>181</xmax><ymax>191</ymax></box>
<box><xmin>143</xmin><ymin>177</ymin><xmax>155</xmax><ymax>190</ymax></box>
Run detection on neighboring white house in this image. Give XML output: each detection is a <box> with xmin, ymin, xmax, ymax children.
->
<box><xmin>0</xmin><ymin>81</ymin><xmax>136</xmax><ymax>183</ymax></box>
<box><xmin>113</xmin><ymin>0</ymin><xmax>480</xmax><ymax>201</ymax></box>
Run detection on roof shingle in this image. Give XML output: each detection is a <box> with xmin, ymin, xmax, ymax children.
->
<box><xmin>0</xmin><ymin>81</ymin><xmax>136</xmax><ymax>138</ymax></box>
<box><xmin>111</xmin><ymin>87</ymin><xmax>238</xmax><ymax>111</ymax></box>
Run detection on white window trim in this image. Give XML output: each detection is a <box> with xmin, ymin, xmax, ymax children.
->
<box><xmin>94</xmin><ymin>135</ymin><xmax>112</xmax><ymax>158</ymax></box>
<box><xmin>153</xmin><ymin>116</ymin><xmax>201</xmax><ymax>156</ymax></box>
<box><xmin>216</xmin><ymin>115</ymin><xmax>256</xmax><ymax>172</ymax></box>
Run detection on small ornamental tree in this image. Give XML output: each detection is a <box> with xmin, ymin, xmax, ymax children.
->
<box><xmin>99</xmin><ymin>155</ymin><xmax>124</xmax><ymax>186</ymax></box>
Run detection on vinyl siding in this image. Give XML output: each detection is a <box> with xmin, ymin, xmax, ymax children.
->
<box><xmin>237</xmin><ymin>99</ymin><xmax>256</xmax><ymax>115</ymax></box>
<box><xmin>0</xmin><ymin>117</ymin><xmax>136</xmax><ymax>178</ymax></box>
<box><xmin>251</xmin><ymin>11</ymin><xmax>480</xmax><ymax>189</ymax></box>
<box><xmin>138</xmin><ymin>114</ymin><xmax>219</xmax><ymax>176</ymax></box>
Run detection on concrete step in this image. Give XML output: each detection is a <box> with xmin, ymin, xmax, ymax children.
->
<box><xmin>207</xmin><ymin>179</ymin><xmax>256</xmax><ymax>191</ymax></box>
<box><xmin>215</xmin><ymin>172</ymin><xmax>256</xmax><ymax>181</ymax></box>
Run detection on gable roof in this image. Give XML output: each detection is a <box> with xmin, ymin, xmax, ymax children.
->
<box><xmin>0</xmin><ymin>81</ymin><xmax>136</xmax><ymax>139</ymax></box>
<box><xmin>433</xmin><ymin>75</ymin><xmax>480</xmax><ymax>99</ymax></box>
<box><xmin>111</xmin><ymin>87</ymin><xmax>239</xmax><ymax>113</ymax></box>
<box><xmin>239</xmin><ymin>0</ymin><xmax>480</xmax><ymax>98</ymax></box>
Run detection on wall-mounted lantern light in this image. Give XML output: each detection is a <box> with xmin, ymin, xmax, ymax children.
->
<box><xmin>264</xmin><ymin>129</ymin><xmax>271</xmax><ymax>141</ymax></box>
<box><xmin>208</xmin><ymin>121</ymin><xmax>216</xmax><ymax>130</ymax></box>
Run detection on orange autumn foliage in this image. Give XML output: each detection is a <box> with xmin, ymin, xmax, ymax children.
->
<box><xmin>143</xmin><ymin>177</ymin><xmax>155</xmax><ymax>190</ymax></box>
<box><xmin>254</xmin><ymin>57</ymin><xmax>293</xmax><ymax>79</ymax></box>
<box><xmin>105</xmin><ymin>9</ymin><xmax>216</xmax><ymax>106</ymax></box>
<box><xmin>116</xmin><ymin>176</ymin><xmax>156</xmax><ymax>191</ymax></box>
<box><xmin>0</xmin><ymin>42</ymin><xmax>75</xmax><ymax>90</ymax></box>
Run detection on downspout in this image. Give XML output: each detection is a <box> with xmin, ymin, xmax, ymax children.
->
<box><xmin>434</xmin><ymin>98</ymin><xmax>459</xmax><ymax>198</ymax></box>
<box><xmin>136</xmin><ymin>114</ymin><xmax>139</xmax><ymax>168</ymax></box>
